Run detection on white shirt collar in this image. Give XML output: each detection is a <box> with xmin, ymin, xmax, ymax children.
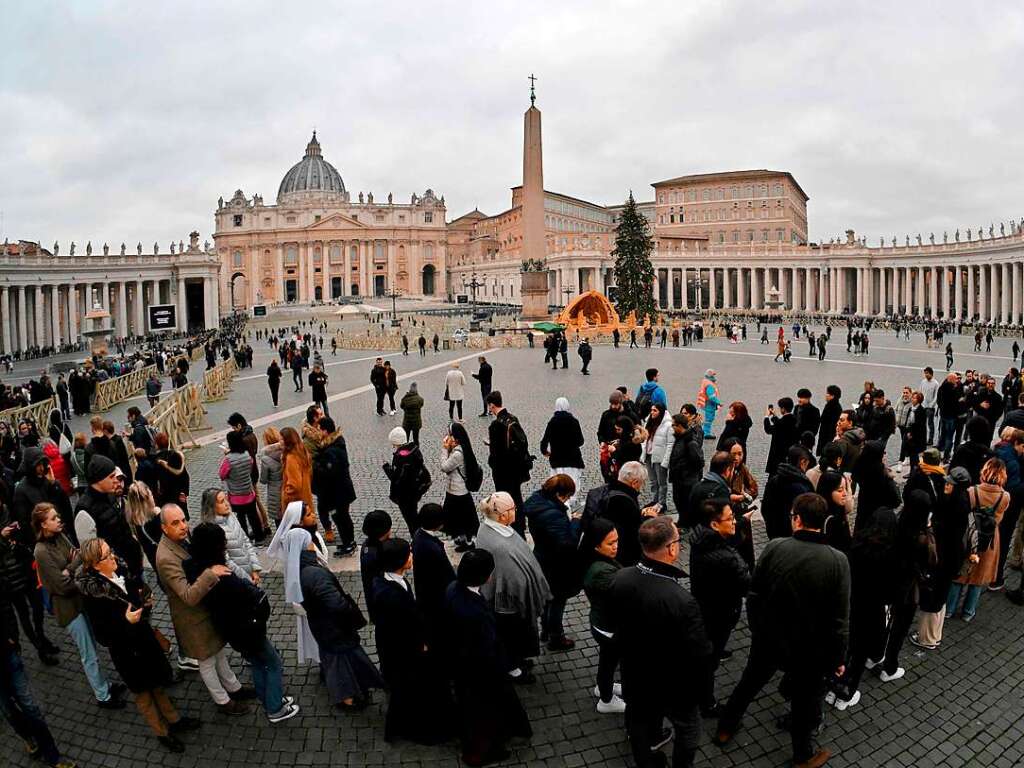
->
<box><xmin>383</xmin><ymin>571</ymin><xmax>409</xmax><ymax>590</ymax></box>
<box><xmin>421</xmin><ymin>528</ymin><xmax>443</xmax><ymax>539</ymax></box>
<box><xmin>467</xmin><ymin>585</ymin><xmax>481</xmax><ymax>595</ymax></box>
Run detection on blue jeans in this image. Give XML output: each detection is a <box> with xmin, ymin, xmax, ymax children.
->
<box><xmin>938</xmin><ymin>417</ymin><xmax>957</xmax><ymax>457</ymax></box>
<box><xmin>65</xmin><ymin>613</ymin><xmax>111</xmax><ymax>702</ymax></box>
<box><xmin>0</xmin><ymin>648</ymin><xmax>60</xmax><ymax>764</ymax></box>
<box><xmin>946</xmin><ymin>582</ymin><xmax>983</xmax><ymax>618</ymax></box>
<box><xmin>243</xmin><ymin>637</ymin><xmax>284</xmax><ymax>715</ymax></box>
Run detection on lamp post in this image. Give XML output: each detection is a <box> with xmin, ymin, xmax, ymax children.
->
<box><xmin>462</xmin><ymin>271</ymin><xmax>483</xmax><ymax>315</ymax></box>
<box><xmin>385</xmin><ymin>287</ymin><xmax>402</xmax><ymax>317</ymax></box>
<box><xmin>561</xmin><ymin>284</ymin><xmax>576</xmax><ymax>308</ymax></box>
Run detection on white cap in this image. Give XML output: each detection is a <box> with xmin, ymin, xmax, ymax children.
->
<box><xmin>388</xmin><ymin>426</ymin><xmax>407</xmax><ymax>446</ymax></box>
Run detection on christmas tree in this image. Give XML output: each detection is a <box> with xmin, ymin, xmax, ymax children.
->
<box><xmin>612</xmin><ymin>191</ymin><xmax>656</xmax><ymax>320</ymax></box>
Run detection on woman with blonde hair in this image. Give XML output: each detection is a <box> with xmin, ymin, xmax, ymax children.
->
<box><xmin>259</xmin><ymin>427</ymin><xmax>284</xmax><ymax>525</ymax></box>
<box><xmin>280</xmin><ymin>426</ymin><xmax>314</xmax><ymax>513</ymax></box>
<box><xmin>947</xmin><ymin>457</ymin><xmax>1010</xmax><ymax>623</ymax></box>
<box><xmin>125</xmin><ymin>481</ymin><xmax>163</xmax><ymax>573</ymax></box>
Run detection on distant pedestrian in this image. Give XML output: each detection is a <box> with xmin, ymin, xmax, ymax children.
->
<box><xmin>472</xmin><ymin>356</ymin><xmax>492</xmax><ymax>417</ymax></box>
<box><xmin>444</xmin><ymin>362</ymin><xmax>466</xmax><ymax>421</ymax></box>
<box><xmin>578</xmin><ymin>339</ymin><xmax>592</xmax><ymax>374</ymax></box>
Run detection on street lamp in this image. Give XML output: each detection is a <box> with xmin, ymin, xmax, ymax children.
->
<box><xmin>385</xmin><ymin>287</ymin><xmax>402</xmax><ymax>317</ymax></box>
<box><xmin>462</xmin><ymin>271</ymin><xmax>483</xmax><ymax>315</ymax></box>
<box><xmin>561</xmin><ymin>284</ymin><xmax>576</xmax><ymax>307</ymax></box>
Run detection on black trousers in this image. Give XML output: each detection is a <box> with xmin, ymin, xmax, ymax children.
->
<box><xmin>375</xmin><ymin>387</ymin><xmax>387</xmax><ymax>415</ymax></box>
<box><xmin>231</xmin><ymin>500</ymin><xmax>265</xmax><ymax>540</ymax></box>
<box><xmin>397</xmin><ymin>498</ymin><xmax>419</xmax><ymax>537</ymax></box>
<box><xmin>626</xmin><ymin>699</ymin><xmax>700</xmax><ymax>768</ymax></box>
<box><xmin>591</xmin><ymin>628</ymin><xmax>619</xmax><ymax>703</ymax></box>
<box><xmin>292</xmin><ymin>369</ymin><xmax>303</xmax><ymax>391</ymax></box>
<box><xmin>321</xmin><ymin>502</ymin><xmax>354</xmax><ymax>545</ymax></box>
<box><xmin>268</xmin><ymin>382</ymin><xmax>279</xmax><ymax>406</ymax></box>
<box><xmin>448</xmin><ymin>400</ymin><xmax>463</xmax><ymax>420</ymax></box>
<box><xmin>480</xmin><ymin>387</ymin><xmax>491</xmax><ymax>415</ymax></box>
<box><xmin>719</xmin><ymin>645</ymin><xmax>825</xmax><ymax>764</ymax></box>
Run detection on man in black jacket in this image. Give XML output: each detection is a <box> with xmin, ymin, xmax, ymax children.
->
<box><xmin>816</xmin><ymin>385</ymin><xmax>842</xmax><ymax>458</ymax></box>
<box><xmin>937</xmin><ymin>372</ymin><xmax>964</xmax><ymax>461</ymax></box>
<box><xmin>597</xmin><ymin>391</ymin><xmax>625</xmax><ymax>446</ymax></box>
<box><xmin>75</xmin><ymin>456</ymin><xmax>143</xmax><ymax>578</ymax></box>
<box><xmin>600</xmin><ymin>461</ymin><xmax>659</xmax><ymax>567</ymax></box>
<box><xmin>308</xmin><ymin>363</ymin><xmax>330</xmax><ymax>418</ymax></box>
<box><xmin>864</xmin><ymin>389</ymin><xmax>896</xmax><ymax>450</ymax></box>
<box><xmin>794</xmin><ymin>389</ymin><xmax>821</xmax><ymax>451</ymax></box>
<box><xmin>611</xmin><ymin>516</ymin><xmax>712</xmax><ymax>768</ymax></box>
<box><xmin>689</xmin><ymin>499</ymin><xmax>751</xmax><ymax>715</ymax></box>
<box><xmin>687</xmin><ymin>451</ymin><xmax>733</xmax><ymax>528</ymax></box>
<box><xmin>764</xmin><ymin>397</ymin><xmax>798</xmax><ymax>476</ymax></box>
<box><xmin>668</xmin><ymin>413</ymin><xmax>704</xmax><ymax>526</ymax></box>
<box><xmin>370</xmin><ymin>358</ymin><xmax>387</xmax><ymax>415</ymax></box>
<box><xmin>486</xmin><ymin>391</ymin><xmax>532</xmax><ymax>536</ymax></box>
<box><xmin>714</xmin><ymin>493</ymin><xmax>850</xmax><ymax>768</ymax></box>
<box><xmin>761</xmin><ymin>446</ymin><xmax>815</xmax><ymax>540</ymax></box>
<box><xmin>471</xmin><ymin>356</ymin><xmax>492</xmax><ymax>417</ymax></box>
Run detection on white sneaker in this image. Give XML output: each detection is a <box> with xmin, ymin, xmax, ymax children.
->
<box><xmin>592</xmin><ymin>683</ymin><xmax>623</xmax><ymax>698</ymax></box>
<box><xmin>268</xmin><ymin>703</ymin><xmax>300</xmax><ymax>723</ymax></box>
<box><xmin>177</xmin><ymin>655</ymin><xmax>200</xmax><ymax>671</ymax></box>
<box><xmin>596</xmin><ymin>694</ymin><xmax>627</xmax><ymax>714</ymax></box>
<box><xmin>827</xmin><ymin>689</ymin><xmax>861</xmax><ymax>711</ymax></box>
<box><xmin>864</xmin><ymin>657</ymin><xmax>883</xmax><ymax>670</ymax></box>
<box><xmin>879</xmin><ymin>667</ymin><xmax>905</xmax><ymax>682</ymax></box>
<box><xmin>389</xmin><ymin>410</ymin><xmax>396</xmax><ymax>415</ymax></box>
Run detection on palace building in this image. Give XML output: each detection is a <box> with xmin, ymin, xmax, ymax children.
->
<box><xmin>213</xmin><ymin>132</ymin><xmax>447</xmax><ymax>309</ymax></box>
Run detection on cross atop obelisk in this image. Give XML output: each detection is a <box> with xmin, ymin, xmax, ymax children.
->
<box><xmin>529</xmin><ymin>73</ymin><xmax>537</xmax><ymax>106</ymax></box>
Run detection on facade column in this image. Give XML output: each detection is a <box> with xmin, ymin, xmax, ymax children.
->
<box><xmin>67</xmin><ymin>285</ymin><xmax>79</xmax><ymax>344</ymax></box>
<box><xmin>803</xmin><ymin>268</ymin><xmax>812</xmax><ymax>312</ymax></box>
<box><xmin>134</xmin><ymin>281</ymin><xmax>145</xmax><ymax>336</ymax></box>
<box><xmin>967</xmin><ymin>265</ymin><xmax>975</xmax><ymax>320</ymax></box>
<box><xmin>15</xmin><ymin>288</ymin><xmax>26</xmax><ymax>353</ymax></box>
<box><xmin>914</xmin><ymin>267</ymin><xmax>924</xmax><ymax>314</ymax></box>
<box><xmin>323</xmin><ymin>242</ymin><xmax>332</xmax><ymax>302</ymax></box>
<box><xmin>117</xmin><ymin>282</ymin><xmax>128</xmax><ymax>338</ymax></box>
<box><xmin>722</xmin><ymin>268</ymin><xmax>732</xmax><ymax>309</ymax></box>
<box><xmin>953</xmin><ymin>266</ymin><xmax>963</xmax><ymax>320</ymax></box>
<box><xmin>360</xmin><ymin>241</ymin><xmax>370</xmax><ymax>296</ymax></box>
<box><xmin>708</xmin><ymin>268</ymin><xmax>717</xmax><ymax>310</ymax></box>
<box><xmin>680</xmin><ymin>268</ymin><xmax>689</xmax><ymax>310</ymax></box>
<box><xmin>892</xmin><ymin>268</ymin><xmax>900</xmax><ymax>312</ymax></box>
<box><xmin>0</xmin><ymin>288</ymin><xmax>10</xmax><ymax>354</ymax></box>
<box><xmin>1013</xmin><ymin>262</ymin><xmax>1022</xmax><ymax>325</ymax></box>
<box><xmin>816</xmin><ymin>269</ymin><xmax>826</xmax><ymax>312</ymax></box>
<box><xmin>940</xmin><ymin>267</ymin><xmax>949</xmax><ymax>319</ymax></box>
<box><xmin>877</xmin><ymin>268</ymin><xmax>886</xmax><ymax>316</ymax></box>
<box><xmin>202</xmin><ymin>278</ymin><xmax>212</xmax><ymax>329</ymax></box>
<box><xmin>1001</xmin><ymin>263</ymin><xmax>1011</xmax><ymax>324</ymax></box>
<box><xmin>50</xmin><ymin>285</ymin><xmax>62</xmax><ymax>348</ymax></box>
<box><xmin>929</xmin><ymin>267</ymin><xmax>938</xmax><ymax>318</ymax></box>
<box><xmin>989</xmin><ymin>264</ymin><xmax>1000</xmax><ymax>323</ymax></box>
<box><xmin>736</xmin><ymin>268</ymin><xmax>746</xmax><ymax>310</ymax></box>
<box><xmin>177</xmin><ymin>278</ymin><xmax>188</xmax><ymax>331</ymax></box>
<box><xmin>32</xmin><ymin>288</ymin><xmax>43</xmax><ymax>348</ymax></box>
<box><xmin>902</xmin><ymin>267</ymin><xmax>911</xmax><ymax>312</ymax></box>
<box><xmin>978</xmin><ymin>265</ymin><xmax>988</xmax><ymax>322</ymax></box>
<box><xmin>835</xmin><ymin>267</ymin><xmax>845</xmax><ymax>313</ymax></box>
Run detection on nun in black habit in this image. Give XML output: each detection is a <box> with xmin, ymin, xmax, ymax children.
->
<box><xmin>410</xmin><ymin>502</ymin><xmax>457</xmax><ymax>647</ymax></box>
<box><xmin>371</xmin><ymin>538</ymin><xmax>454</xmax><ymax>745</ymax></box>
<box><xmin>443</xmin><ymin>549</ymin><xmax>531</xmax><ymax>767</ymax></box>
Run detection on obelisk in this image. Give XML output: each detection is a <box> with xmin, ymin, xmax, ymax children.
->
<box><xmin>520</xmin><ymin>75</ymin><xmax>550</xmax><ymax>319</ymax></box>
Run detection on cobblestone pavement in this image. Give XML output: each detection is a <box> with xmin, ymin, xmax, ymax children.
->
<box><xmin>11</xmin><ymin>325</ymin><xmax>1024</xmax><ymax>768</ymax></box>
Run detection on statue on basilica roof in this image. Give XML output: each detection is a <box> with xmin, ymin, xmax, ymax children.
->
<box><xmin>86</xmin><ymin>241</ymin><xmax>92</xmax><ymax>256</ymax></box>
<box><xmin>120</xmin><ymin>243</ymin><xmax>126</xmax><ymax>256</ymax></box>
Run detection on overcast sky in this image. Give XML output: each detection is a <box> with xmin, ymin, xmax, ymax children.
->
<box><xmin>2</xmin><ymin>1</ymin><xmax>1022</xmax><ymax>250</ymax></box>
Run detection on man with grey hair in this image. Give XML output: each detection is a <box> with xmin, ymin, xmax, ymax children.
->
<box><xmin>610</xmin><ymin>516</ymin><xmax>712</xmax><ymax>768</ymax></box>
<box><xmin>156</xmin><ymin>504</ymin><xmax>255</xmax><ymax>714</ymax></box>
<box><xmin>600</xmin><ymin>460</ymin><xmax>660</xmax><ymax>567</ymax></box>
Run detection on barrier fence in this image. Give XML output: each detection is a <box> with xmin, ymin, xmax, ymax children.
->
<box><xmin>142</xmin><ymin>383</ymin><xmax>210</xmax><ymax>451</ymax></box>
<box><xmin>201</xmin><ymin>357</ymin><xmax>238</xmax><ymax>402</ymax></box>
<box><xmin>92</xmin><ymin>365</ymin><xmax>158</xmax><ymax>412</ymax></box>
<box><xmin>0</xmin><ymin>397</ymin><xmax>58</xmax><ymax>430</ymax></box>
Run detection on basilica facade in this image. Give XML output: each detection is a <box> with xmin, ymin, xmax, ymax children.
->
<box><xmin>213</xmin><ymin>133</ymin><xmax>447</xmax><ymax>310</ymax></box>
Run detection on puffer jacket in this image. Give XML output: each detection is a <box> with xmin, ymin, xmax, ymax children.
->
<box><xmin>523</xmin><ymin>489</ymin><xmax>581</xmax><ymax>599</ymax></box>
<box><xmin>641</xmin><ymin>417</ymin><xmax>673</xmax><ymax>465</ymax></box>
<box><xmin>219</xmin><ymin>451</ymin><xmax>255</xmax><ymax>502</ymax></box>
<box><xmin>259</xmin><ymin>442</ymin><xmax>283</xmax><ymax>521</ymax></box>
<box><xmin>213</xmin><ymin>512</ymin><xmax>262</xmax><ymax>578</ymax></box>
<box><xmin>688</xmin><ymin>524</ymin><xmax>751</xmax><ymax>631</ymax></box>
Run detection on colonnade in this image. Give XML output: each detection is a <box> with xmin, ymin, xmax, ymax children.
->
<box><xmin>0</xmin><ymin>276</ymin><xmax>220</xmax><ymax>355</ymax></box>
<box><xmin>651</xmin><ymin>261</ymin><xmax>1024</xmax><ymax>323</ymax></box>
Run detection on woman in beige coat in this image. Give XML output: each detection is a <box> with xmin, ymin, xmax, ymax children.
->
<box><xmin>947</xmin><ymin>457</ymin><xmax>1010</xmax><ymax>623</ymax></box>
<box><xmin>444</xmin><ymin>362</ymin><xmax>466</xmax><ymax>421</ymax></box>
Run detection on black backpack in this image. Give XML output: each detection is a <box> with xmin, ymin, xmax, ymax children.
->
<box><xmin>504</xmin><ymin>417</ymin><xmax>534</xmax><ymax>479</ymax></box>
<box><xmin>634</xmin><ymin>389</ymin><xmax>652</xmax><ymax>420</ymax></box>
<box><xmin>580</xmin><ymin>484</ymin><xmax>631</xmax><ymax>535</ymax></box>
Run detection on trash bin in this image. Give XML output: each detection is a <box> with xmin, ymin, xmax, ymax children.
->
<box><xmin>488</xmin><ymin>328</ymin><xmax>495</xmax><ymax>337</ymax></box>
<box><xmin>443</xmin><ymin>339</ymin><xmax>451</xmax><ymax>351</ymax></box>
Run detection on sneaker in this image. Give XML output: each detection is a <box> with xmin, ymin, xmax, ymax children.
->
<box><xmin>389</xmin><ymin>410</ymin><xmax>396</xmax><ymax>416</ymax></box>
<box><xmin>509</xmin><ymin>670</ymin><xmax>536</xmax><ymax>685</ymax></box>
<box><xmin>864</xmin><ymin>657</ymin><xmax>883</xmax><ymax>670</ymax></box>
<box><xmin>282</xmin><ymin>695</ymin><xmax>295</xmax><ymax>707</ymax></box>
<box><xmin>879</xmin><ymin>667</ymin><xmax>905</xmax><ymax>682</ymax></box>
<box><xmin>334</xmin><ymin>542</ymin><xmax>357</xmax><ymax>557</ymax></box>
<box><xmin>158</xmin><ymin>735</ymin><xmax>185</xmax><ymax>753</ymax></box>
<box><xmin>217</xmin><ymin>699</ymin><xmax>251</xmax><ymax>716</ymax></box>
<box><xmin>908</xmin><ymin>633</ymin><xmax>937</xmax><ymax>651</ymax></box>
<box><xmin>177</xmin><ymin>656</ymin><xmax>200</xmax><ymax>671</ymax></box>
<box><xmin>650</xmin><ymin>726</ymin><xmax>674</xmax><ymax>751</ymax></box>
<box><xmin>592</xmin><ymin>683</ymin><xmax>623</xmax><ymax>698</ymax></box>
<box><xmin>988</xmin><ymin>581</ymin><xmax>1005</xmax><ymax>592</ymax></box>
<box><xmin>962</xmin><ymin>613</ymin><xmax>975</xmax><ymax>623</ymax></box>
<box><xmin>268</xmin><ymin>703</ymin><xmax>301</xmax><ymax>723</ymax></box>
<box><xmin>825</xmin><ymin>689</ymin><xmax>861</xmax><ymax>710</ymax></box>
<box><xmin>596</xmin><ymin>694</ymin><xmax>627</xmax><ymax>714</ymax></box>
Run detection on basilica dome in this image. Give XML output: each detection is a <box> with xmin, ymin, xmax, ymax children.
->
<box><xmin>277</xmin><ymin>132</ymin><xmax>347</xmax><ymax>203</ymax></box>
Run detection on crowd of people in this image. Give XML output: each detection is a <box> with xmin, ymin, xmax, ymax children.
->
<box><xmin>3</xmin><ymin>317</ymin><xmax>1024</xmax><ymax>768</ymax></box>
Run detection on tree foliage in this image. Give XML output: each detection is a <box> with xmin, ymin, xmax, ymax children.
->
<box><xmin>612</xmin><ymin>192</ymin><xmax>656</xmax><ymax>319</ymax></box>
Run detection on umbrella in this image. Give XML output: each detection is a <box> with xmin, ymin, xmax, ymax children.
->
<box><xmin>532</xmin><ymin>321</ymin><xmax>566</xmax><ymax>332</ymax></box>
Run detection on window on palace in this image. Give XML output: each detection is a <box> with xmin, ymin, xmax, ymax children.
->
<box><xmin>747</xmin><ymin>230</ymin><xmax>754</xmax><ymax>241</ymax></box>
<box><xmin>718</xmin><ymin>232</ymin><xmax>725</xmax><ymax>243</ymax></box>
<box><xmin>424</xmin><ymin>212</ymin><xmax>433</xmax><ymax>223</ymax></box>
<box><xmin>286</xmin><ymin>216</ymin><xmax>296</xmax><ymax>224</ymax></box>
<box><xmin>424</xmin><ymin>244</ymin><xmax>433</xmax><ymax>262</ymax></box>
<box><xmin>233</xmin><ymin>215</ymin><xmax>242</xmax><ymax>227</ymax></box>
<box><xmin>314</xmin><ymin>215</ymin><xmax>321</xmax><ymax>222</ymax></box>
<box><xmin>313</xmin><ymin>248</ymin><xmax>322</xmax><ymax>264</ymax></box>
<box><xmin>375</xmin><ymin>214</ymin><xmax>385</xmax><ymax>223</ymax></box>
<box><xmin>762</xmin><ymin>229</ymin><xmax>769</xmax><ymax>241</ymax></box>
<box><xmin>777</xmin><ymin>229</ymin><xmax>785</xmax><ymax>241</ymax></box>
<box><xmin>732</xmin><ymin>231</ymin><xmax>739</xmax><ymax>242</ymax></box>
<box><xmin>232</xmin><ymin>250</ymin><xmax>242</xmax><ymax>266</ymax></box>
<box><xmin>330</xmin><ymin>245</ymin><xmax>342</xmax><ymax>264</ymax></box>
<box><xmin>374</xmin><ymin>242</ymin><xmax>386</xmax><ymax>262</ymax></box>
<box><xmin>679</xmin><ymin>211</ymin><xmax>684</xmax><ymax>223</ymax></box>
<box><xmin>702</xmin><ymin>190</ymin><xmax>710</xmax><ymax>201</ymax></box>
<box><xmin>264</xmin><ymin>217</ymin><xmax>271</xmax><ymax>225</ymax></box>
<box><xmin>352</xmin><ymin>214</ymin><xmax>358</xmax><ymax>221</ymax></box>
<box><xmin>285</xmin><ymin>246</ymin><xmax>297</xmax><ymax>265</ymax></box>
<box><xmin>399</xmin><ymin>215</ymin><xmax>405</xmax><ymax>223</ymax></box>
<box><xmin>670</xmin><ymin>215</ymin><xmax>675</xmax><ymax>224</ymax></box>
<box><xmin>716</xmin><ymin>189</ymin><xmax>725</xmax><ymax>200</ymax></box>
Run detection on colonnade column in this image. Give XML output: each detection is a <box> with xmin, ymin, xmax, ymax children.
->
<box><xmin>0</xmin><ymin>288</ymin><xmax>10</xmax><ymax>354</ymax></box>
<box><xmin>966</xmin><ymin>266</ymin><xmax>975</xmax><ymax>320</ymax></box>
<box><xmin>134</xmin><ymin>281</ymin><xmax>145</xmax><ymax>336</ymax></box>
<box><xmin>680</xmin><ymin>268</ymin><xmax>689</xmax><ymax>310</ymax></box>
<box><xmin>67</xmin><ymin>285</ymin><xmax>79</xmax><ymax>344</ymax></box>
<box><xmin>116</xmin><ymin>282</ymin><xmax>127</xmax><ymax>338</ymax></box>
<box><xmin>323</xmin><ymin>243</ymin><xmax>332</xmax><ymax>302</ymax></box>
<box><xmin>15</xmin><ymin>288</ymin><xmax>26</xmax><ymax>354</ymax></box>
<box><xmin>953</xmin><ymin>266</ymin><xmax>962</xmax><ymax>320</ymax></box>
<box><xmin>1013</xmin><ymin>263</ymin><xmax>1022</xmax><ymax>325</ymax></box>
<box><xmin>734</xmin><ymin>268</ymin><xmax>744</xmax><ymax>309</ymax></box>
<box><xmin>1001</xmin><ymin>263</ymin><xmax>1011</xmax><ymax>324</ymax></box>
<box><xmin>50</xmin><ymin>286</ymin><xmax>62</xmax><ymax>348</ymax></box>
<box><xmin>940</xmin><ymin>268</ymin><xmax>949</xmax><ymax>319</ymax></box>
<box><xmin>360</xmin><ymin>242</ymin><xmax>370</xmax><ymax>296</ymax></box>
<box><xmin>978</xmin><ymin>266</ymin><xmax>988</xmax><ymax>322</ymax></box>
<box><xmin>876</xmin><ymin>268</ymin><xmax>886</xmax><ymax>316</ymax></box>
<box><xmin>177</xmin><ymin>278</ymin><xmax>187</xmax><ymax>332</ymax></box>
<box><xmin>722</xmin><ymin>268</ymin><xmax>732</xmax><ymax>309</ymax></box>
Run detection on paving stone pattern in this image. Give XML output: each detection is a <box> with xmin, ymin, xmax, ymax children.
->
<box><xmin>11</xmin><ymin>325</ymin><xmax>1024</xmax><ymax>768</ymax></box>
